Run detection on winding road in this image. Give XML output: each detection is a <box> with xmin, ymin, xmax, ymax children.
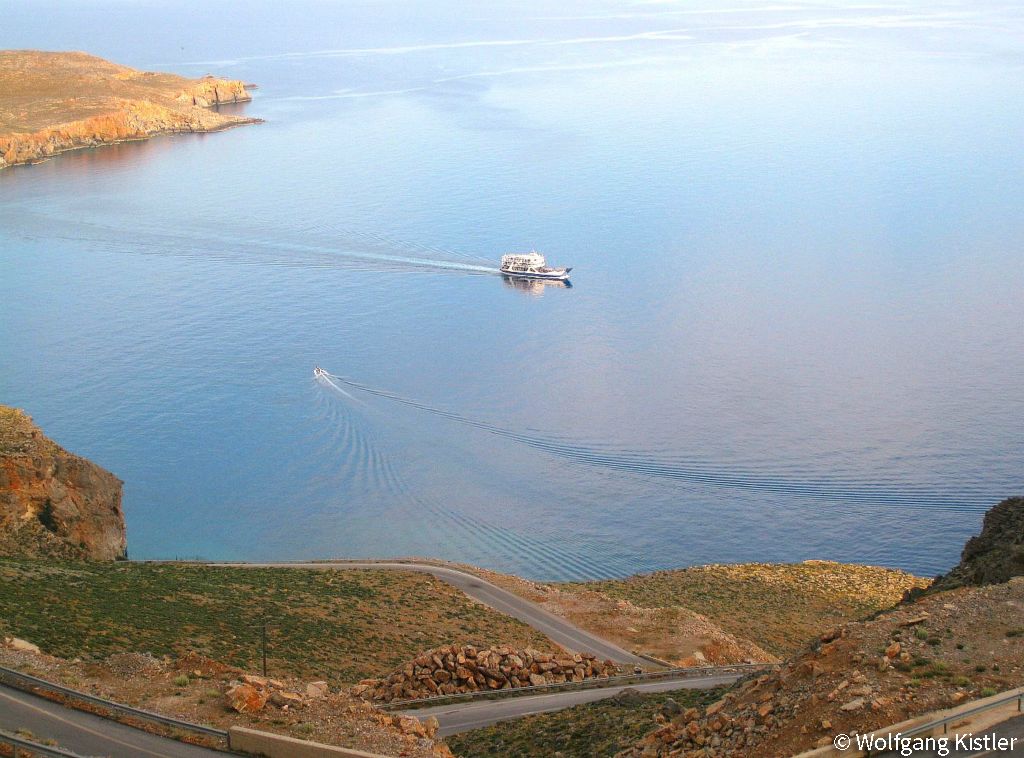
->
<box><xmin>398</xmin><ymin>673</ymin><xmax>742</xmax><ymax>736</ymax></box>
<box><xmin>209</xmin><ymin>561</ymin><xmax>652</xmax><ymax>666</ymax></box>
<box><xmin>0</xmin><ymin>683</ymin><xmax>224</xmax><ymax>757</ymax></box>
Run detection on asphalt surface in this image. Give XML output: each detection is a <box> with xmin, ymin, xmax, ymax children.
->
<box><xmin>397</xmin><ymin>674</ymin><xmax>741</xmax><ymax>736</ymax></box>
<box><xmin>212</xmin><ymin>561</ymin><xmax>652</xmax><ymax>666</ymax></box>
<box><xmin>0</xmin><ymin>683</ymin><xmax>226</xmax><ymax>757</ymax></box>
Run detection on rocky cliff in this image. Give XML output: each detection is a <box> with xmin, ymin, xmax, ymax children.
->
<box><xmin>0</xmin><ymin>406</ymin><xmax>126</xmax><ymax>560</ymax></box>
<box><xmin>0</xmin><ymin>50</ymin><xmax>258</xmax><ymax>169</ymax></box>
<box><xmin>929</xmin><ymin>496</ymin><xmax>1024</xmax><ymax>591</ymax></box>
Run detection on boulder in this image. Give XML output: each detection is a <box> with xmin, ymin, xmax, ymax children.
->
<box><xmin>4</xmin><ymin>637</ymin><xmax>40</xmax><ymax>654</ymax></box>
<box><xmin>225</xmin><ymin>684</ymin><xmax>268</xmax><ymax>713</ymax></box>
<box><xmin>269</xmin><ymin>691</ymin><xmax>303</xmax><ymax>708</ymax></box>
<box><xmin>306</xmin><ymin>680</ymin><xmax>329</xmax><ymax>698</ymax></box>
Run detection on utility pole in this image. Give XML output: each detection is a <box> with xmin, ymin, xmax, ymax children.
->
<box><xmin>261</xmin><ymin>621</ymin><xmax>268</xmax><ymax>677</ymax></box>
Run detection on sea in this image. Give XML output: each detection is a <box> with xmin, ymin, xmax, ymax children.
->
<box><xmin>1</xmin><ymin>0</ymin><xmax>1022</xmax><ymax>579</ymax></box>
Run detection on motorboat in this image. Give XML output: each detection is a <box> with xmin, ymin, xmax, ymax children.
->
<box><xmin>313</xmin><ymin>366</ymin><xmax>327</xmax><ymax>378</ymax></box>
<box><xmin>499</xmin><ymin>251</ymin><xmax>572</xmax><ymax>281</ymax></box>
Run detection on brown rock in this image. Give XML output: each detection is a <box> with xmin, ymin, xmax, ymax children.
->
<box><xmin>0</xmin><ymin>406</ymin><xmax>125</xmax><ymax>559</ymax></box>
<box><xmin>306</xmin><ymin>681</ymin><xmax>329</xmax><ymax>699</ymax></box>
<box><xmin>269</xmin><ymin>691</ymin><xmax>303</xmax><ymax>708</ymax></box>
<box><xmin>225</xmin><ymin>684</ymin><xmax>268</xmax><ymax>713</ymax></box>
<box><xmin>4</xmin><ymin>637</ymin><xmax>40</xmax><ymax>654</ymax></box>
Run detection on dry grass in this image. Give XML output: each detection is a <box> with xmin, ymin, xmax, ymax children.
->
<box><xmin>0</xmin><ymin>560</ymin><xmax>553</xmax><ymax>684</ymax></box>
<box><xmin>0</xmin><ymin>50</ymin><xmax>225</xmax><ymax>134</ymax></box>
<box><xmin>566</xmin><ymin>561</ymin><xmax>929</xmax><ymax>657</ymax></box>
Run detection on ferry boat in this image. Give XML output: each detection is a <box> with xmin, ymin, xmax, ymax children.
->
<box><xmin>499</xmin><ymin>251</ymin><xmax>572</xmax><ymax>281</ymax></box>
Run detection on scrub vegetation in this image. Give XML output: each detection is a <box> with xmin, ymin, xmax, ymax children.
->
<box><xmin>0</xmin><ymin>560</ymin><xmax>552</xmax><ymax>682</ymax></box>
<box><xmin>446</xmin><ymin>686</ymin><xmax>725</xmax><ymax>758</ymax></box>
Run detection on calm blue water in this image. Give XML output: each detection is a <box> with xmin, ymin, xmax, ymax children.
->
<box><xmin>2</xmin><ymin>1</ymin><xmax>1022</xmax><ymax>579</ymax></box>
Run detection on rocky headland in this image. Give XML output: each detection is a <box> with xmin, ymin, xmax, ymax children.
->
<box><xmin>0</xmin><ymin>405</ymin><xmax>125</xmax><ymax>559</ymax></box>
<box><xmin>0</xmin><ymin>50</ymin><xmax>257</xmax><ymax>169</ymax></box>
<box><xmin>929</xmin><ymin>496</ymin><xmax>1024</xmax><ymax>592</ymax></box>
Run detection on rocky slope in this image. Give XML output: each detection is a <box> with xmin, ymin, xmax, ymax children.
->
<box><xmin>0</xmin><ymin>50</ymin><xmax>257</xmax><ymax>169</ymax></box>
<box><xmin>619</xmin><ymin>497</ymin><xmax>1024</xmax><ymax>757</ymax></box>
<box><xmin>619</xmin><ymin>578</ymin><xmax>1024</xmax><ymax>757</ymax></box>
<box><xmin>0</xmin><ymin>641</ymin><xmax>453</xmax><ymax>758</ymax></box>
<box><xmin>0</xmin><ymin>406</ymin><xmax>125</xmax><ymax>559</ymax></box>
<box><xmin>929</xmin><ymin>496</ymin><xmax>1024</xmax><ymax>592</ymax></box>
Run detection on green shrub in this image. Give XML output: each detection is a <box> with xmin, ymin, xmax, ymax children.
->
<box><xmin>173</xmin><ymin>674</ymin><xmax>189</xmax><ymax>687</ymax></box>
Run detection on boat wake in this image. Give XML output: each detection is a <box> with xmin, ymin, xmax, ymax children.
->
<box><xmin>13</xmin><ymin>211</ymin><xmax>502</xmax><ymax>278</ymax></box>
<box><xmin>315</xmin><ymin>370</ymin><xmax>1001</xmax><ymax>515</ymax></box>
<box><xmin>313</xmin><ymin>369</ymin><xmax>632</xmax><ymax>579</ymax></box>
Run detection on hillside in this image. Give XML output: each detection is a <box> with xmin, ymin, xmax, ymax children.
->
<box><xmin>447</xmin><ymin>686</ymin><xmax>726</xmax><ymax>758</ymax></box>
<box><xmin>0</xmin><ymin>406</ymin><xmax>125</xmax><ymax>560</ymax></box>
<box><xmin>0</xmin><ymin>50</ymin><xmax>256</xmax><ymax>169</ymax></box>
<box><xmin>620</xmin><ymin>496</ymin><xmax>1024</xmax><ymax>756</ymax></box>
<box><xmin>620</xmin><ymin>577</ymin><xmax>1024</xmax><ymax>757</ymax></box>
<box><xmin>473</xmin><ymin>561</ymin><xmax>926</xmax><ymax>665</ymax></box>
<box><xmin>0</xmin><ymin>560</ymin><xmax>554</xmax><ymax>683</ymax></box>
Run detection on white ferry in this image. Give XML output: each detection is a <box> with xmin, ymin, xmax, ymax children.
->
<box><xmin>499</xmin><ymin>251</ymin><xmax>572</xmax><ymax>281</ymax></box>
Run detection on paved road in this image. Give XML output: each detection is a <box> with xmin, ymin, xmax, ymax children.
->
<box><xmin>397</xmin><ymin>674</ymin><xmax>740</xmax><ymax>736</ymax></box>
<box><xmin>0</xmin><ymin>683</ymin><xmax>226</xmax><ymax>757</ymax></box>
<box><xmin>211</xmin><ymin>561</ymin><xmax>651</xmax><ymax>666</ymax></box>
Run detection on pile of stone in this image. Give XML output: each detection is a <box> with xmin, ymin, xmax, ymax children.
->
<box><xmin>353</xmin><ymin>644</ymin><xmax>618</xmax><ymax>703</ymax></box>
<box><xmin>224</xmin><ymin>673</ymin><xmax>330</xmax><ymax>714</ymax></box>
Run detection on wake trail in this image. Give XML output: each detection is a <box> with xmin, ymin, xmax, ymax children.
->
<box><xmin>315</xmin><ymin>373</ymin><xmax>620</xmax><ymax>579</ymax></box>
<box><xmin>318</xmin><ymin>372</ymin><xmax>1001</xmax><ymax>514</ymax></box>
<box><xmin>18</xmin><ymin>212</ymin><xmax>500</xmax><ymax>277</ymax></box>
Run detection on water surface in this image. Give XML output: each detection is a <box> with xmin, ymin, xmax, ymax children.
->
<box><xmin>2</xmin><ymin>0</ymin><xmax>1022</xmax><ymax>578</ymax></box>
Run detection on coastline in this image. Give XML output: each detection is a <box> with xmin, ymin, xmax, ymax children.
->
<box><xmin>0</xmin><ymin>50</ymin><xmax>261</xmax><ymax>170</ymax></box>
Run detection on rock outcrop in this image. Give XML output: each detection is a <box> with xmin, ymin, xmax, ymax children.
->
<box><xmin>0</xmin><ymin>50</ymin><xmax>258</xmax><ymax>169</ymax></box>
<box><xmin>352</xmin><ymin>644</ymin><xmax>618</xmax><ymax>703</ymax></box>
<box><xmin>929</xmin><ymin>496</ymin><xmax>1024</xmax><ymax>592</ymax></box>
<box><xmin>0</xmin><ymin>405</ymin><xmax>125</xmax><ymax>559</ymax></box>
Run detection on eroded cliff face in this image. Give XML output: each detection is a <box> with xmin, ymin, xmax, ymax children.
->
<box><xmin>929</xmin><ymin>496</ymin><xmax>1024</xmax><ymax>591</ymax></box>
<box><xmin>0</xmin><ymin>50</ymin><xmax>258</xmax><ymax>169</ymax></box>
<box><xmin>0</xmin><ymin>406</ymin><xmax>126</xmax><ymax>560</ymax></box>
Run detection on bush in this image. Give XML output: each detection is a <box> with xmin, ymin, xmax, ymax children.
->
<box><xmin>173</xmin><ymin>674</ymin><xmax>189</xmax><ymax>687</ymax></box>
<box><xmin>980</xmin><ymin>687</ymin><xmax>997</xmax><ymax>697</ymax></box>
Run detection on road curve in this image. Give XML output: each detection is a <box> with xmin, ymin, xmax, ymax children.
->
<box><xmin>398</xmin><ymin>674</ymin><xmax>740</xmax><ymax>736</ymax></box>
<box><xmin>0</xmin><ymin>683</ymin><xmax>225</xmax><ymax>758</ymax></box>
<box><xmin>205</xmin><ymin>561</ymin><xmax>651</xmax><ymax>666</ymax></box>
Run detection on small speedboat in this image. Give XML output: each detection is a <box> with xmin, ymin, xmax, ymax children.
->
<box><xmin>313</xmin><ymin>366</ymin><xmax>327</xmax><ymax>378</ymax></box>
<box><xmin>500</xmin><ymin>251</ymin><xmax>571</xmax><ymax>281</ymax></box>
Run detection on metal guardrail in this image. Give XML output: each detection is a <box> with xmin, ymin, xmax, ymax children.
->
<box><xmin>0</xmin><ymin>665</ymin><xmax>228</xmax><ymax>742</ymax></box>
<box><xmin>899</xmin><ymin>689</ymin><xmax>1024</xmax><ymax>740</ymax></box>
<box><xmin>0</xmin><ymin>728</ymin><xmax>83</xmax><ymax>758</ymax></box>
<box><xmin>385</xmin><ymin>662</ymin><xmax>775</xmax><ymax>709</ymax></box>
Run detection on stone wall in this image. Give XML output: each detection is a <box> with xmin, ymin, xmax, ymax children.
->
<box><xmin>353</xmin><ymin>643</ymin><xmax>617</xmax><ymax>703</ymax></box>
